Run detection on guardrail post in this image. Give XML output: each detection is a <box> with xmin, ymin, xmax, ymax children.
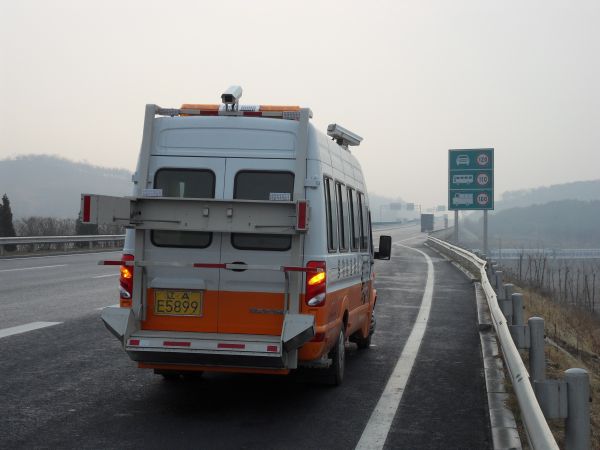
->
<box><xmin>529</xmin><ymin>317</ymin><xmax>545</xmax><ymax>382</ymax></box>
<box><xmin>500</xmin><ymin>283</ymin><xmax>514</xmax><ymax>324</ymax></box>
<box><xmin>495</xmin><ymin>271</ymin><xmax>504</xmax><ymax>294</ymax></box>
<box><xmin>511</xmin><ymin>293</ymin><xmax>524</xmax><ymax>326</ymax></box>
<box><xmin>89</xmin><ymin>241</ymin><xmax>93</xmax><ymax>250</ymax></box>
<box><xmin>564</xmin><ymin>368</ymin><xmax>591</xmax><ymax>450</ymax></box>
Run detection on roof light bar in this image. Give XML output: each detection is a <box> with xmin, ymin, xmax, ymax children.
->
<box><xmin>327</xmin><ymin>123</ymin><xmax>363</xmax><ymax>148</ymax></box>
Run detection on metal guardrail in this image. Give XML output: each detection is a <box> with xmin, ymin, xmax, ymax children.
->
<box><xmin>427</xmin><ymin>235</ymin><xmax>560</xmax><ymax>450</ymax></box>
<box><xmin>0</xmin><ymin>235</ymin><xmax>125</xmax><ymax>256</ymax></box>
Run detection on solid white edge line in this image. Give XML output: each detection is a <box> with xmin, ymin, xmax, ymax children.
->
<box><xmin>0</xmin><ymin>264</ymin><xmax>67</xmax><ymax>273</ymax></box>
<box><xmin>0</xmin><ymin>321</ymin><xmax>62</xmax><ymax>339</ymax></box>
<box><xmin>355</xmin><ymin>244</ymin><xmax>435</xmax><ymax>450</ymax></box>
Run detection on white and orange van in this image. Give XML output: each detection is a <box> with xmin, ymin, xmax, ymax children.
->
<box><xmin>83</xmin><ymin>87</ymin><xmax>391</xmax><ymax>385</ymax></box>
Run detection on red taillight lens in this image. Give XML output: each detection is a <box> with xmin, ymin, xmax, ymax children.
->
<box><xmin>119</xmin><ymin>254</ymin><xmax>134</xmax><ymax>303</ymax></box>
<box><xmin>305</xmin><ymin>261</ymin><xmax>326</xmax><ymax>307</ymax></box>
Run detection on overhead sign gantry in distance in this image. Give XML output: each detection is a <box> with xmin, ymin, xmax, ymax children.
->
<box><xmin>448</xmin><ymin>148</ymin><xmax>494</xmax><ymax>210</ymax></box>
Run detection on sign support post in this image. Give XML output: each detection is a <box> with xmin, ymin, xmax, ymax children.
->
<box><xmin>483</xmin><ymin>210</ymin><xmax>488</xmax><ymax>255</ymax></box>
<box><xmin>454</xmin><ymin>210</ymin><xmax>459</xmax><ymax>242</ymax></box>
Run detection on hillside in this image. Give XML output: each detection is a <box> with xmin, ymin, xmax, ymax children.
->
<box><xmin>0</xmin><ymin>155</ymin><xmax>133</xmax><ymax>218</ymax></box>
<box><xmin>465</xmin><ymin>199</ymin><xmax>600</xmax><ymax>248</ymax></box>
<box><xmin>497</xmin><ymin>179</ymin><xmax>600</xmax><ymax>211</ymax></box>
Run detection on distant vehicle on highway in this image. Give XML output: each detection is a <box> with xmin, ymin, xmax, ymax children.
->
<box><xmin>420</xmin><ymin>213</ymin><xmax>434</xmax><ymax>232</ymax></box>
<box><xmin>82</xmin><ymin>86</ymin><xmax>392</xmax><ymax>385</ymax></box>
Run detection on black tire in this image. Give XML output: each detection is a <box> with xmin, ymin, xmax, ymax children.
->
<box><xmin>352</xmin><ymin>309</ymin><xmax>375</xmax><ymax>350</ymax></box>
<box><xmin>354</xmin><ymin>332</ymin><xmax>372</xmax><ymax>350</ymax></box>
<box><xmin>182</xmin><ymin>371</ymin><xmax>203</xmax><ymax>381</ymax></box>
<box><xmin>325</xmin><ymin>328</ymin><xmax>345</xmax><ymax>386</ymax></box>
<box><xmin>154</xmin><ymin>369</ymin><xmax>181</xmax><ymax>381</ymax></box>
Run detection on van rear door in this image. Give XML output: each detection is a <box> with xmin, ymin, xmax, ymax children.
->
<box><xmin>218</xmin><ymin>158</ymin><xmax>297</xmax><ymax>335</ymax></box>
<box><xmin>142</xmin><ymin>156</ymin><xmax>225</xmax><ymax>333</ymax></box>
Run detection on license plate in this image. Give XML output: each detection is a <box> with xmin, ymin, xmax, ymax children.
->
<box><xmin>154</xmin><ymin>290</ymin><xmax>203</xmax><ymax>317</ymax></box>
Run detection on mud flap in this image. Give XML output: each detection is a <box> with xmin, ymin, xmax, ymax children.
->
<box><xmin>101</xmin><ymin>306</ymin><xmax>137</xmax><ymax>344</ymax></box>
<box><xmin>282</xmin><ymin>314</ymin><xmax>315</xmax><ymax>352</ymax></box>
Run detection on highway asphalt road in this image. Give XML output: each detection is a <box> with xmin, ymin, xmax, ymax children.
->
<box><xmin>0</xmin><ymin>225</ymin><xmax>492</xmax><ymax>449</ymax></box>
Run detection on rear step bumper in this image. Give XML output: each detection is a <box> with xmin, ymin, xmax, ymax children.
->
<box><xmin>124</xmin><ymin>332</ymin><xmax>284</xmax><ymax>369</ymax></box>
<box><xmin>101</xmin><ymin>306</ymin><xmax>315</xmax><ymax>370</ymax></box>
<box><xmin>129</xmin><ymin>350</ymin><xmax>285</xmax><ymax>369</ymax></box>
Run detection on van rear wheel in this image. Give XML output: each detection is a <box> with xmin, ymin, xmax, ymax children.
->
<box><xmin>324</xmin><ymin>328</ymin><xmax>345</xmax><ymax>386</ymax></box>
<box><xmin>352</xmin><ymin>310</ymin><xmax>375</xmax><ymax>350</ymax></box>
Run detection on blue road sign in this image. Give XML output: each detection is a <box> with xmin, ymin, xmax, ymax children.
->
<box><xmin>449</xmin><ymin>148</ymin><xmax>494</xmax><ymax>210</ymax></box>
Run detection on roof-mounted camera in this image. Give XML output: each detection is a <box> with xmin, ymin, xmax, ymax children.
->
<box><xmin>221</xmin><ymin>85</ymin><xmax>243</xmax><ymax>111</ymax></box>
<box><xmin>327</xmin><ymin>123</ymin><xmax>363</xmax><ymax>149</ymax></box>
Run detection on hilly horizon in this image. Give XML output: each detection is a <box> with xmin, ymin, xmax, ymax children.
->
<box><xmin>0</xmin><ymin>155</ymin><xmax>133</xmax><ymax>218</ymax></box>
<box><xmin>496</xmin><ymin>179</ymin><xmax>600</xmax><ymax>210</ymax></box>
<box><xmin>1</xmin><ymin>154</ymin><xmax>599</xmax><ymax>220</ymax></box>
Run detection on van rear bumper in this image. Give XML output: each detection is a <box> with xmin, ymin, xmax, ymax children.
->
<box><xmin>129</xmin><ymin>350</ymin><xmax>285</xmax><ymax>369</ymax></box>
<box><xmin>124</xmin><ymin>331</ymin><xmax>285</xmax><ymax>369</ymax></box>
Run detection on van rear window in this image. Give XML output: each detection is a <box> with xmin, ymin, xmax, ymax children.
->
<box><xmin>232</xmin><ymin>171</ymin><xmax>294</xmax><ymax>251</ymax></box>
<box><xmin>151</xmin><ymin>169</ymin><xmax>215</xmax><ymax>248</ymax></box>
<box><xmin>234</xmin><ymin>171</ymin><xmax>294</xmax><ymax>200</ymax></box>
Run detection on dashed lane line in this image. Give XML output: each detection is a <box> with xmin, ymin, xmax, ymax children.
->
<box><xmin>92</xmin><ymin>274</ymin><xmax>119</xmax><ymax>279</ymax></box>
<box><xmin>355</xmin><ymin>243</ymin><xmax>435</xmax><ymax>450</ymax></box>
<box><xmin>0</xmin><ymin>264</ymin><xmax>67</xmax><ymax>273</ymax></box>
<box><xmin>0</xmin><ymin>322</ymin><xmax>62</xmax><ymax>339</ymax></box>
<box><xmin>95</xmin><ymin>304</ymin><xmax>120</xmax><ymax>311</ymax></box>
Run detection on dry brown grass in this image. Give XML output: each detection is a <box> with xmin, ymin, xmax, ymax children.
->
<box><xmin>518</xmin><ymin>286</ymin><xmax>600</xmax><ymax>449</ymax></box>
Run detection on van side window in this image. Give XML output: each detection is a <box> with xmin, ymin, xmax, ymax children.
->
<box><xmin>151</xmin><ymin>169</ymin><xmax>214</xmax><ymax>248</ymax></box>
<box><xmin>349</xmin><ymin>188</ymin><xmax>360</xmax><ymax>251</ymax></box>
<box><xmin>336</xmin><ymin>182</ymin><xmax>348</xmax><ymax>252</ymax></box>
<box><xmin>358</xmin><ymin>192</ymin><xmax>369</xmax><ymax>251</ymax></box>
<box><xmin>368</xmin><ymin>211</ymin><xmax>374</xmax><ymax>256</ymax></box>
<box><xmin>324</xmin><ymin>177</ymin><xmax>338</xmax><ymax>252</ymax></box>
<box><xmin>232</xmin><ymin>171</ymin><xmax>294</xmax><ymax>251</ymax></box>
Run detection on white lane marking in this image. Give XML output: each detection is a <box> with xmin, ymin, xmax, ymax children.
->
<box><xmin>0</xmin><ymin>321</ymin><xmax>62</xmax><ymax>339</ymax></box>
<box><xmin>356</xmin><ymin>244</ymin><xmax>435</xmax><ymax>450</ymax></box>
<box><xmin>0</xmin><ymin>264</ymin><xmax>67</xmax><ymax>273</ymax></box>
<box><xmin>95</xmin><ymin>303</ymin><xmax>120</xmax><ymax>311</ymax></box>
<box><xmin>92</xmin><ymin>274</ymin><xmax>119</xmax><ymax>279</ymax></box>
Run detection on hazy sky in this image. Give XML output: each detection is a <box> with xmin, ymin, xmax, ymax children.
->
<box><xmin>1</xmin><ymin>0</ymin><xmax>599</xmax><ymax>207</ymax></box>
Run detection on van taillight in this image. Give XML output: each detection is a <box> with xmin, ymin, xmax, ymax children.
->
<box><xmin>119</xmin><ymin>254</ymin><xmax>134</xmax><ymax>306</ymax></box>
<box><xmin>305</xmin><ymin>261</ymin><xmax>326</xmax><ymax>307</ymax></box>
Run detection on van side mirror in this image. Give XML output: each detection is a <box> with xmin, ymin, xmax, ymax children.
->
<box><xmin>374</xmin><ymin>235</ymin><xmax>392</xmax><ymax>260</ymax></box>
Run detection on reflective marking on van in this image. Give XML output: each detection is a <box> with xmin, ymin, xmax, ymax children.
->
<box><xmin>217</xmin><ymin>343</ymin><xmax>245</xmax><ymax>350</ymax></box>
